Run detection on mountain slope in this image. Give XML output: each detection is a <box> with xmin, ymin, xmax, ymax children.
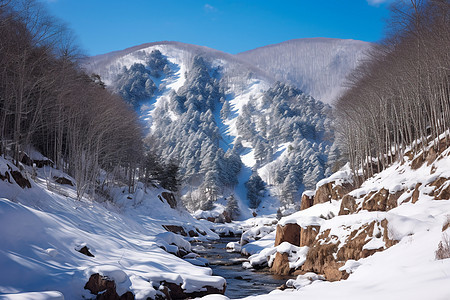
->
<box><xmin>84</xmin><ymin>41</ymin><xmax>336</xmax><ymax>217</ymax></box>
<box><xmin>237</xmin><ymin>38</ymin><xmax>372</xmax><ymax>104</ymax></box>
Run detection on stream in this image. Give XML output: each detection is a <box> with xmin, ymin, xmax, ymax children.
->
<box><xmin>192</xmin><ymin>237</ymin><xmax>293</xmax><ymax>299</ymax></box>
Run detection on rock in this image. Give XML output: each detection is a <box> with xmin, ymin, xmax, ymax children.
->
<box><xmin>162</xmin><ymin>225</ymin><xmax>187</xmax><ymax>236</ymax></box>
<box><xmin>323</xmin><ymin>262</ymin><xmax>348</xmax><ymax>282</ymax></box>
<box><xmin>10</xmin><ymin>170</ymin><xmax>31</xmax><ymax>189</ymax></box>
<box><xmin>84</xmin><ymin>274</ymin><xmax>135</xmax><ymax>300</ymax></box>
<box><xmin>78</xmin><ymin>245</ymin><xmax>94</xmax><ymax>257</ymax></box>
<box><xmin>412</xmin><ymin>183</ymin><xmax>422</xmax><ymax>203</ymax></box>
<box><xmin>361</xmin><ymin>188</ymin><xmax>400</xmax><ymax>212</ymax></box>
<box><xmin>161</xmin><ymin>192</ymin><xmax>177</xmax><ymax>208</ymax></box>
<box><xmin>161</xmin><ymin>281</ymin><xmax>226</xmax><ymax>299</ymax></box>
<box><xmin>300</xmin><ymin>225</ymin><xmax>320</xmax><ymax>247</ymax></box>
<box><xmin>431</xmin><ymin>177</ymin><xmax>450</xmax><ymax>200</ymax></box>
<box><xmin>339</xmin><ymin>195</ymin><xmax>357</xmax><ymax>215</ymax></box>
<box><xmin>314</xmin><ymin>181</ymin><xmax>354</xmax><ymax>206</ymax></box>
<box><xmin>300</xmin><ymin>193</ymin><xmax>314</xmax><ymax>210</ymax></box>
<box><xmin>0</xmin><ymin>171</ymin><xmax>11</xmax><ymax>183</ymax></box>
<box><xmin>274</xmin><ymin>223</ymin><xmax>300</xmax><ymax>247</ymax></box>
<box><xmin>54</xmin><ymin>176</ymin><xmax>74</xmax><ymax>186</ymax></box>
<box><xmin>271</xmin><ymin>252</ymin><xmax>291</xmax><ymax>275</ymax></box>
<box><xmin>188</xmin><ymin>230</ymin><xmax>198</xmax><ymax>237</ymax></box>
<box><xmin>207</xmin><ymin>217</ymin><xmax>215</xmax><ymax>223</ymax></box>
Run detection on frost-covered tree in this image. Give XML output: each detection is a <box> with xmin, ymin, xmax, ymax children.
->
<box><xmin>225</xmin><ymin>194</ymin><xmax>240</xmax><ymax>220</ymax></box>
<box><xmin>246</xmin><ymin>173</ymin><xmax>266</xmax><ymax>209</ymax></box>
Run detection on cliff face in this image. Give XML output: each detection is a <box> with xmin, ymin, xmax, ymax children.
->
<box><xmin>270</xmin><ymin>135</ymin><xmax>450</xmax><ymax>282</ymax></box>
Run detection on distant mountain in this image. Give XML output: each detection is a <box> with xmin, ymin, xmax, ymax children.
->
<box><xmin>83</xmin><ymin>41</ymin><xmax>336</xmax><ymax>217</ymax></box>
<box><xmin>237</xmin><ymin>38</ymin><xmax>372</xmax><ymax>104</ymax></box>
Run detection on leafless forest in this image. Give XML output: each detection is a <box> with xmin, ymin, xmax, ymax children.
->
<box><xmin>335</xmin><ymin>0</ymin><xmax>450</xmax><ymax>184</ymax></box>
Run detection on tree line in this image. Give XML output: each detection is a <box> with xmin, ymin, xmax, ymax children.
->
<box><xmin>0</xmin><ymin>0</ymin><xmax>173</xmax><ymax>200</ymax></box>
<box><xmin>335</xmin><ymin>0</ymin><xmax>449</xmax><ymax>184</ymax></box>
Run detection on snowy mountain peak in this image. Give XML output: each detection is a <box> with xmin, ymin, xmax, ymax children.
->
<box><xmin>237</xmin><ymin>38</ymin><xmax>372</xmax><ymax>104</ymax></box>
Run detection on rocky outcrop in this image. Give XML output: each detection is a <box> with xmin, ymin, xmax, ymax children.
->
<box><xmin>361</xmin><ymin>188</ymin><xmax>400</xmax><ymax>212</ymax></box>
<box><xmin>313</xmin><ymin>181</ymin><xmax>354</xmax><ymax>206</ymax></box>
<box><xmin>431</xmin><ymin>177</ymin><xmax>450</xmax><ymax>200</ymax></box>
<box><xmin>160</xmin><ymin>281</ymin><xmax>226</xmax><ymax>299</ymax></box>
<box><xmin>10</xmin><ymin>170</ymin><xmax>31</xmax><ymax>189</ymax></box>
<box><xmin>84</xmin><ymin>273</ymin><xmax>134</xmax><ymax>300</ymax></box>
<box><xmin>162</xmin><ymin>225</ymin><xmax>187</xmax><ymax>237</ymax></box>
<box><xmin>338</xmin><ymin>194</ymin><xmax>357</xmax><ymax>215</ymax></box>
<box><xmin>300</xmin><ymin>219</ymin><xmax>398</xmax><ymax>281</ymax></box>
<box><xmin>274</xmin><ymin>223</ymin><xmax>300</xmax><ymax>247</ymax></box>
<box><xmin>300</xmin><ymin>193</ymin><xmax>314</xmax><ymax>210</ymax></box>
<box><xmin>300</xmin><ymin>225</ymin><xmax>320</xmax><ymax>247</ymax></box>
<box><xmin>160</xmin><ymin>192</ymin><xmax>177</xmax><ymax>208</ymax></box>
<box><xmin>271</xmin><ymin>252</ymin><xmax>291</xmax><ymax>275</ymax></box>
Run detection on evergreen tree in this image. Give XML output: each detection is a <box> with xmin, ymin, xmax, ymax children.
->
<box><xmin>246</xmin><ymin>173</ymin><xmax>265</xmax><ymax>209</ymax></box>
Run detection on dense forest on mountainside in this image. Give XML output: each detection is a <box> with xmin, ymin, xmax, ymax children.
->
<box><xmin>0</xmin><ymin>0</ymin><xmax>166</xmax><ymax>200</ymax></box>
<box><xmin>336</xmin><ymin>0</ymin><xmax>449</xmax><ymax>184</ymax></box>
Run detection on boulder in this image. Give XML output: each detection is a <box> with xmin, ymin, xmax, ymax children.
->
<box><xmin>161</xmin><ymin>192</ymin><xmax>177</xmax><ymax>208</ymax></box>
<box><xmin>300</xmin><ymin>193</ymin><xmax>314</xmax><ymax>211</ymax></box>
<box><xmin>338</xmin><ymin>195</ymin><xmax>357</xmax><ymax>215</ymax></box>
<box><xmin>361</xmin><ymin>188</ymin><xmax>400</xmax><ymax>212</ymax></box>
<box><xmin>431</xmin><ymin>177</ymin><xmax>450</xmax><ymax>200</ymax></box>
<box><xmin>77</xmin><ymin>245</ymin><xmax>94</xmax><ymax>257</ymax></box>
<box><xmin>10</xmin><ymin>170</ymin><xmax>31</xmax><ymax>189</ymax></box>
<box><xmin>313</xmin><ymin>181</ymin><xmax>354</xmax><ymax>206</ymax></box>
<box><xmin>412</xmin><ymin>183</ymin><xmax>422</xmax><ymax>203</ymax></box>
<box><xmin>274</xmin><ymin>223</ymin><xmax>300</xmax><ymax>247</ymax></box>
<box><xmin>0</xmin><ymin>171</ymin><xmax>11</xmax><ymax>183</ymax></box>
<box><xmin>161</xmin><ymin>281</ymin><xmax>226</xmax><ymax>299</ymax></box>
<box><xmin>84</xmin><ymin>273</ymin><xmax>134</xmax><ymax>299</ymax></box>
<box><xmin>300</xmin><ymin>225</ymin><xmax>320</xmax><ymax>247</ymax></box>
<box><xmin>271</xmin><ymin>252</ymin><xmax>291</xmax><ymax>275</ymax></box>
<box><xmin>54</xmin><ymin>176</ymin><xmax>74</xmax><ymax>186</ymax></box>
<box><xmin>162</xmin><ymin>225</ymin><xmax>187</xmax><ymax>236</ymax></box>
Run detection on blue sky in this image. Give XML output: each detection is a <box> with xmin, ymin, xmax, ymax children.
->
<box><xmin>45</xmin><ymin>0</ymin><xmax>392</xmax><ymax>56</ymax></box>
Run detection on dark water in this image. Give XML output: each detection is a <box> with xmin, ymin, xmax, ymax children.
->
<box><xmin>192</xmin><ymin>237</ymin><xmax>293</xmax><ymax>299</ymax></box>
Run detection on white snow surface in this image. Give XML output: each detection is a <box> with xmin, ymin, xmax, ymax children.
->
<box><xmin>218</xmin><ymin>142</ymin><xmax>450</xmax><ymax>300</ymax></box>
<box><xmin>0</xmin><ymin>156</ymin><xmax>225</xmax><ymax>299</ymax></box>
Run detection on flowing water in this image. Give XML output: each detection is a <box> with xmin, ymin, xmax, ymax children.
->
<box><xmin>192</xmin><ymin>237</ymin><xmax>293</xmax><ymax>299</ymax></box>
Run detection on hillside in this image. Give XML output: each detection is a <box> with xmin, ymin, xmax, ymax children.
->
<box><xmin>237</xmin><ymin>38</ymin><xmax>372</xmax><ymax>104</ymax></box>
<box><xmin>0</xmin><ymin>154</ymin><xmax>226</xmax><ymax>299</ymax></box>
<box><xmin>84</xmin><ymin>41</ymin><xmax>336</xmax><ymax>217</ymax></box>
<box><xmin>227</xmin><ymin>133</ymin><xmax>450</xmax><ymax>300</ymax></box>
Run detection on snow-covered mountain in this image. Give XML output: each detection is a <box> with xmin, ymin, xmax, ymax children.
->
<box><xmin>84</xmin><ymin>41</ymin><xmax>337</xmax><ymax>217</ymax></box>
<box><xmin>237</xmin><ymin>38</ymin><xmax>372</xmax><ymax>104</ymax></box>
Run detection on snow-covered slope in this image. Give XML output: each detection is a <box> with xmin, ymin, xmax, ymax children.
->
<box><xmin>84</xmin><ymin>41</ymin><xmax>335</xmax><ymax>216</ymax></box>
<box><xmin>228</xmin><ymin>135</ymin><xmax>450</xmax><ymax>300</ymax></box>
<box><xmin>0</xmin><ymin>156</ymin><xmax>225</xmax><ymax>299</ymax></box>
<box><xmin>237</xmin><ymin>38</ymin><xmax>372</xmax><ymax>104</ymax></box>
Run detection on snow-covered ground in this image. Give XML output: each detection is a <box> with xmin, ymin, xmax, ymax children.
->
<box><xmin>211</xmin><ymin>140</ymin><xmax>450</xmax><ymax>300</ymax></box>
<box><xmin>0</xmin><ymin>156</ymin><xmax>225</xmax><ymax>299</ymax></box>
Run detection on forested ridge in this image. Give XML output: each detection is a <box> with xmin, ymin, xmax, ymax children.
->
<box><xmin>0</xmin><ymin>0</ymin><xmax>170</xmax><ymax>200</ymax></box>
<box><xmin>336</xmin><ymin>0</ymin><xmax>449</xmax><ymax>184</ymax></box>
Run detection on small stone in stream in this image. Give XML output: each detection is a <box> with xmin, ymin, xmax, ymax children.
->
<box><xmin>234</xmin><ymin>276</ymin><xmax>244</xmax><ymax>280</ymax></box>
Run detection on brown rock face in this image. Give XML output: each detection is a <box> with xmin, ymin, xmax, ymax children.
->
<box><xmin>339</xmin><ymin>195</ymin><xmax>357</xmax><ymax>215</ymax></box>
<box><xmin>10</xmin><ymin>170</ymin><xmax>31</xmax><ymax>189</ymax></box>
<box><xmin>361</xmin><ymin>188</ymin><xmax>400</xmax><ymax>212</ymax></box>
<box><xmin>412</xmin><ymin>183</ymin><xmax>422</xmax><ymax>203</ymax></box>
<box><xmin>300</xmin><ymin>193</ymin><xmax>314</xmax><ymax>211</ymax></box>
<box><xmin>271</xmin><ymin>252</ymin><xmax>291</xmax><ymax>275</ymax></box>
<box><xmin>313</xmin><ymin>182</ymin><xmax>354</xmax><ymax>206</ymax></box>
<box><xmin>274</xmin><ymin>223</ymin><xmax>301</xmax><ymax>247</ymax></box>
<box><xmin>432</xmin><ymin>177</ymin><xmax>450</xmax><ymax>200</ymax></box>
<box><xmin>161</xmin><ymin>192</ymin><xmax>177</xmax><ymax>208</ymax></box>
<box><xmin>300</xmin><ymin>225</ymin><xmax>320</xmax><ymax>247</ymax></box>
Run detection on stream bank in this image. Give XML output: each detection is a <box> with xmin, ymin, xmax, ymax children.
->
<box><xmin>192</xmin><ymin>237</ymin><xmax>293</xmax><ymax>298</ymax></box>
